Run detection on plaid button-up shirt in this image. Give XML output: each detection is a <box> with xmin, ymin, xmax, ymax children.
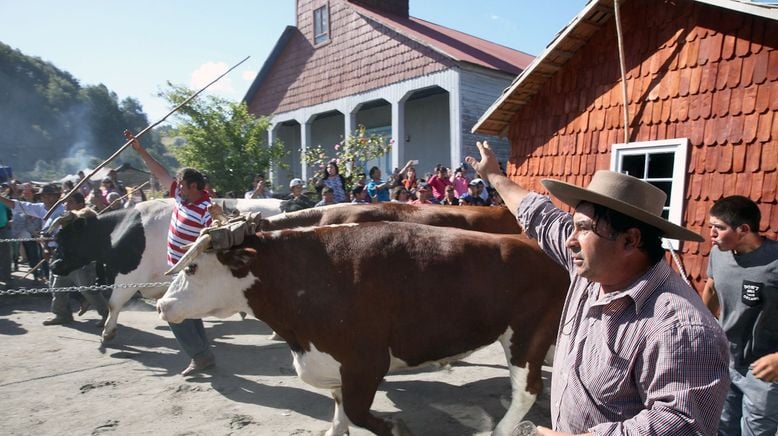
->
<box><xmin>518</xmin><ymin>194</ymin><xmax>730</xmax><ymax>435</ymax></box>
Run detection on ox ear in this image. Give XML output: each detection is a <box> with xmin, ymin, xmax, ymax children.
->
<box><xmin>217</xmin><ymin>247</ymin><xmax>257</xmax><ymax>274</ymax></box>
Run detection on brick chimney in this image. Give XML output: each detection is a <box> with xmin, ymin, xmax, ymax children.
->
<box><xmin>348</xmin><ymin>0</ymin><xmax>409</xmax><ymax>17</ymax></box>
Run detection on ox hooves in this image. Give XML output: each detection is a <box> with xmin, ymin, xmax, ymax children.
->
<box><xmin>101</xmin><ymin>330</ymin><xmax>117</xmax><ymax>343</ymax></box>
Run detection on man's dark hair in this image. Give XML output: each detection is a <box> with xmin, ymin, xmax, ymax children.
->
<box><xmin>369</xmin><ymin>166</ymin><xmax>381</xmax><ymax>178</ymax></box>
<box><xmin>69</xmin><ymin>192</ymin><xmax>86</xmax><ymax>206</ymax></box>
<box><xmin>589</xmin><ymin>202</ymin><xmax>666</xmax><ymax>264</ymax></box>
<box><xmin>176</xmin><ymin>168</ymin><xmax>205</xmax><ymax>190</ymax></box>
<box><xmin>710</xmin><ymin>195</ymin><xmax>761</xmax><ymax>233</ymax></box>
<box><xmin>351</xmin><ymin>185</ymin><xmax>365</xmax><ymax>195</ymax></box>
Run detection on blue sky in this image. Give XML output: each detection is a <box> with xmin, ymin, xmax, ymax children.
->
<box><xmin>1</xmin><ymin>1</ymin><xmax>588</xmax><ymax>121</ymax></box>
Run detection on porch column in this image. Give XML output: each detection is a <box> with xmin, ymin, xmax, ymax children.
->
<box><xmin>448</xmin><ymin>84</ymin><xmax>462</xmax><ymax>168</ymax></box>
<box><xmin>300</xmin><ymin>121</ymin><xmax>312</xmax><ymax>181</ymax></box>
<box><xmin>344</xmin><ymin>107</ymin><xmax>357</xmax><ymax>139</ymax></box>
<box><xmin>391</xmin><ymin>98</ymin><xmax>406</xmax><ymax>170</ymax></box>
<box><xmin>267</xmin><ymin>125</ymin><xmax>276</xmax><ymax>183</ymax></box>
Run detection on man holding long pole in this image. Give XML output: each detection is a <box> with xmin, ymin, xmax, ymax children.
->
<box><xmin>125</xmin><ymin>130</ymin><xmax>215</xmax><ymax>376</ymax></box>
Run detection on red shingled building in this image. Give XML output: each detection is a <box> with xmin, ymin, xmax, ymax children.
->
<box><xmin>244</xmin><ymin>0</ymin><xmax>532</xmax><ymax>186</ymax></box>
<box><xmin>474</xmin><ymin>0</ymin><xmax>778</xmax><ymax>292</ymax></box>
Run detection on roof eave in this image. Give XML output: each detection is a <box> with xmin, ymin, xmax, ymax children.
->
<box><xmin>695</xmin><ymin>0</ymin><xmax>778</xmax><ymax>20</ymax></box>
<box><xmin>350</xmin><ymin>4</ymin><xmax>528</xmax><ymax>74</ymax></box>
<box><xmin>351</xmin><ymin>8</ymin><xmax>462</xmax><ymax>63</ymax></box>
<box><xmin>242</xmin><ymin>26</ymin><xmax>297</xmax><ymax>105</ymax></box>
<box><xmin>472</xmin><ymin>0</ymin><xmax>778</xmax><ymax>136</ymax></box>
<box><xmin>472</xmin><ymin>0</ymin><xmax>606</xmax><ymax>135</ymax></box>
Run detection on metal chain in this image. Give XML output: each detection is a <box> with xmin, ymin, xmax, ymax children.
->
<box><xmin>0</xmin><ymin>281</ymin><xmax>172</xmax><ymax>296</ymax></box>
<box><xmin>0</xmin><ymin>237</ymin><xmax>54</xmax><ymax>243</ymax></box>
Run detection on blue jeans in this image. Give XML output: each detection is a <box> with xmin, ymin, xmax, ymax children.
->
<box><xmin>169</xmin><ymin>319</ymin><xmax>212</xmax><ymax>360</ymax></box>
<box><xmin>719</xmin><ymin>365</ymin><xmax>778</xmax><ymax>436</ymax></box>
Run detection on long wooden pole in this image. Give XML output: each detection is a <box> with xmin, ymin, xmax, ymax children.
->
<box><xmin>44</xmin><ymin>56</ymin><xmax>251</xmax><ymax>220</ymax></box>
<box><xmin>614</xmin><ymin>0</ymin><xmax>630</xmax><ymax>144</ymax></box>
<box><xmin>21</xmin><ymin>259</ymin><xmax>47</xmax><ymax>280</ymax></box>
<box><xmin>97</xmin><ymin>181</ymin><xmax>150</xmax><ymax>216</ymax></box>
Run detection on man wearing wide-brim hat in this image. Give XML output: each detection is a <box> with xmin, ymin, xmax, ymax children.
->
<box><xmin>466</xmin><ymin>141</ymin><xmax>730</xmax><ymax>435</ymax></box>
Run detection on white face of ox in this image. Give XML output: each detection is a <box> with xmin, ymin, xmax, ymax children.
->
<box><xmin>157</xmin><ymin>251</ymin><xmax>255</xmax><ymax>324</ymax></box>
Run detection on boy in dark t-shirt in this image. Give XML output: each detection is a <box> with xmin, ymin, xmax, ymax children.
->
<box><xmin>704</xmin><ymin>195</ymin><xmax>778</xmax><ymax>435</ymax></box>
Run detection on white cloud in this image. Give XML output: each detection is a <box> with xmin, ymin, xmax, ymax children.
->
<box><xmin>490</xmin><ymin>14</ymin><xmax>500</xmax><ymax>20</ymax></box>
<box><xmin>242</xmin><ymin>70</ymin><xmax>257</xmax><ymax>81</ymax></box>
<box><xmin>189</xmin><ymin>61</ymin><xmax>234</xmax><ymax>93</ymax></box>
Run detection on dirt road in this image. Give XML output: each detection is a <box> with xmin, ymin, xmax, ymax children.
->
<box><xmin>0</xmin><ymin>291</ymin><xmax>551</xmax><ymax>435</ymax></box>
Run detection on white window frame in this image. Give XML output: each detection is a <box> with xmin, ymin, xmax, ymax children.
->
<box><xmin>313</xmin><ymin>4</ymin><xmax>330</xmax><ymax>45</ymax></box>
<box><xmin>610</xmin><ymin>138</ymin><xmax>689</xmax><ymax>250</ymax></box>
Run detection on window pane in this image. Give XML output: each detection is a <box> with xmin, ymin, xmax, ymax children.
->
<box><xmin>651</xmin><ymin>181</ymin><xmax>673</xmax><ymax>207</ymax></box>
<box><xmin>314</xmin><ymin>6</ymin><xmax>328</xmax><ymax>44</ymax></box>
<box><xmin>621</xmin><ymin>155</ymin><xmax>645</xmax><ymax>178</ymax></box>
<box><xmin>647</xmin><ymin>152</ymin><xmax>674</xmax><ymax>178</ymax></box>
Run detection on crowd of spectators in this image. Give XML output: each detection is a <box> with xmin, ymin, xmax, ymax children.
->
<box><xmin>277</xmin><ymin>160</ymin><xmax>508</xmax><ymax>213</ymax></box>
<box><xmin>0</xmin><ymin>170</ymin><xmax>150</xmax><ymax>289</ymax></box>
<box><xmin>0</xmin><ymin>160</ymin><xmax>507</xmax><ymax>285</ymax></box>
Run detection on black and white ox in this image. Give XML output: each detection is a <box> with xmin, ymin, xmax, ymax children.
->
<box><xmin>158</xmin><ymin>221</ymin><xmax>568</xmax><ymax>435</ymax></box>
<box><xmin>49</xmin><ymin>198</ymin><xmax>283</xmax><ymax>341</ymax></box>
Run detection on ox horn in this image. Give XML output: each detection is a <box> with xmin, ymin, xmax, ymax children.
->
<box><xmin>165</xmin><ymin>234</ymin><xmax>212</xmax><ymax>276</ymax></box>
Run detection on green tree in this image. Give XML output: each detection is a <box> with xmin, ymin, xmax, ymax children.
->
<box><xmin>0</xmin><ymin>42</ymin><xmax>167</xmax><ymax>181</ymax></box>
<box><xmin>159</xmin><ymin>84</ymin><xmax>286</xmax><ymax>195</ymax></box>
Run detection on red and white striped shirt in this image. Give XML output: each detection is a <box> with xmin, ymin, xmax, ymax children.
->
<box><xmin>167</xmin><ymin>181</ymin><xmax>212</xmax><ymax>267</ymax></box>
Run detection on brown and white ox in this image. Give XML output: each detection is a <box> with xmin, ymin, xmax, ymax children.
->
<box><xmin>158</xmin><ymin>221</ymin><xmax>568</xmax><ymax>435</ymax></box>
<box><xmin>260</xmin><ymin>202</ymin><xmax>523</xmax><ymax>234</ymax></box>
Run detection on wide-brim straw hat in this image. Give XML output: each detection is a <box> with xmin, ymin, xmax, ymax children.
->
<box><xmin>541</xmin><ymin>170</ymin><xmax>704</xmax><ymax>242</ymax></box>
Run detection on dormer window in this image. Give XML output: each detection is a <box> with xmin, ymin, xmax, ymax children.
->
<box><xmin>313</xmin><ymin>4</ymin><xmax>329</xmax><ymax>45</ymax></box>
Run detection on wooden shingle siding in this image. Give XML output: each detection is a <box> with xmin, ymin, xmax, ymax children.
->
<box><xmin>249</xmin><ymin>0</ymin><xmax>453</xmax><ymax>116</ymax></box>
<box><xmin>505</xmin><ymin>0</ymin><xmax>777</xmax><ymax>291</ymax></box>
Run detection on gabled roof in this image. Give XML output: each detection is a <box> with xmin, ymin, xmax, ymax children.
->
<box><xmin>243</xmin><ymin>3</ymin><xmax>534</xmax><ymax>108</ymax></box>
<box><xmin>348</xmin><ymin>2</ymin><xmax>534</xmax><ymax>75</ymax></box>
<box><xmin>472</xmin><ymin>0</ymin><xmax>778</xmax><ymax>137</ymax></box>
<box><xmin>243</xmin><ymin>26</ymin><xmax>297</xmax><ymax>103</ymax></box>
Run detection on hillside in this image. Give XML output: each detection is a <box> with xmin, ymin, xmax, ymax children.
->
<box><xmin>0</xmin><ymin>42</ymin><xmax>174</xmax><ymax>180</ymax></box>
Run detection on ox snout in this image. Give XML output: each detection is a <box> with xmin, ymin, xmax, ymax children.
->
<box><xmin>156</xmin><ymin>298</ymin><xmax>185</xmax><ymax>325</ymax></box>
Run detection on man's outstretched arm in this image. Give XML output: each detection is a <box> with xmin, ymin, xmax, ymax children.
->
<box><xmin>124</xmin><ymin>130</ymin><xmax>174</xmax><ymax>188</ymax></box>
<box><xmin>464</xmin><ymin>141</ymin><xmax>531</xmax><ymax>216</ymax></box>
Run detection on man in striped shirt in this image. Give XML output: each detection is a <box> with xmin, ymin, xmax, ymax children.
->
<box><xmin>466</xmin><ymin>141</ymin><xmax>729</xmax><ymax>435</ymax></box>
<box><xmin>129</xmin><ymin>131</ymin><xmax>215</xmax><ymax>376</ymax></box>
